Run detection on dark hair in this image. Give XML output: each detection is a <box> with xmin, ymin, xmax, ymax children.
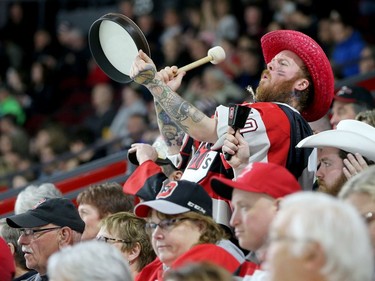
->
<box><xmin>338</xmin><ymin>150</ymin><xmax>374</xmax><ymax>166</ymax></box>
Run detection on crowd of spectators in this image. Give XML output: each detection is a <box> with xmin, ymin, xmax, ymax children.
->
<box><xmin>0</xmin><ymin>0</ymin><xmax>374</xmax><ymax>189</ymax></box>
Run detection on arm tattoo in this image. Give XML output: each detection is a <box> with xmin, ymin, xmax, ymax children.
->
<box><xmin>155</xmin><ymin>102</ymin><xmax>185</xmax><ymax>148</ymax></box>
<box><xmin>148</xmin><ymin>80</ymin><xmax>205</xmax><ymax>135</ymax></box>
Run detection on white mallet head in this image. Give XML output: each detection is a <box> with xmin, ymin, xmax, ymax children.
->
<box><xmin>208</xmin><ymin>46</ymin><xmax>226</xmax><ymax>64</ymax></box>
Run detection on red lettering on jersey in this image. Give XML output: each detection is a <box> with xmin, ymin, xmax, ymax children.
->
<box><xmin>187</xmin><ymin>145</ymin><xmax>210</xmax><ymax>170</ymax></box>
<box><xmin>157</xmin><ymin>181</ymin><xmax>178</xmax><ymax>199</ymax></box>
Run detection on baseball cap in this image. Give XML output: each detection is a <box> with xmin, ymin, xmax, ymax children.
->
<box><xmin>134</xmin><ymin>180</ymin><xmax>212</xmax><ymax>217</ymax></box>
<box><xmin>211</xmin><ymin>162</ymin><xmax>301</xmax><ymax>200</ymax></box>
<box><xmin>333</xmin><ymin>85</ymin><xmax>375</xmax><ymax>108</ymax></box>
<box><xmin>6</xmin><ymin>198</ymin><xmax>85</xmax><ymax>233</ymax></box>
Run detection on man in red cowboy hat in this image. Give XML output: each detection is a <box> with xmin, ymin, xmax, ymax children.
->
<box><xmin>129</xmin><ymin>30</ymin><xmax>334</xmax><ymax>188</ymax></box>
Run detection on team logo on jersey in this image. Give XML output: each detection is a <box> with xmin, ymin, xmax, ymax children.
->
<box><xmin>187</xmin><ymin>145</ymin><xmax>213</xmax><ymax>170</ymax></box>
<box><xmin>156</xmin><ymin>181</ymin><xmax>178</xmax><ymax>199</ymax></box>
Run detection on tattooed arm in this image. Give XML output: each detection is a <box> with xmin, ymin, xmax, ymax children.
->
<box><xmin>154</xmin><ymin>101</ymin><xmax>185</xmax><ymax>155</ymax></box>
<box><xmin>130</xmin><ymin>50</ymin><xmax>218</xmax><ymax>143</ymax></box>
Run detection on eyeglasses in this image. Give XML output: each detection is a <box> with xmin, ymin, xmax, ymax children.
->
<box><xmin>362</xmin><ymin>212</ymin><xmax>375</xmax><ymax>224</ymax></box>
<box><xmin>96</xmin><ymin>235</ymin><xmax>131</xmax><ymax>244</ymax></box>
<box><xmin>145</xmin><ymin>218</ymin><xmax>189</xmax><ymax>233</ymax></box>
<box><xmin>20</xmin><ymin>227</ymin><xmax>62</xmax><ymax>239</ymax></box>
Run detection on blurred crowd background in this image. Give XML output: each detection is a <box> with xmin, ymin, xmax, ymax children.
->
<box><xmin>0</xmin><ymin>0</ymin><xmax>374</xmax><ymax>189</ymax></box>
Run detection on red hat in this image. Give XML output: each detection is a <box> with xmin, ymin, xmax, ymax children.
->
<box><xmin>171</xmin><ymin>244</ymin><xmax>241</xmax><ymax>274</ymax></box>
<box><xmin>0</xmin><ymin>237</ymin><xmax>15</xmax><ymax>281</ymax></box>
<box><xmin>261</xmin><ymin>30</ymin><xmax>334</xmax><ymax>122</ymax></box>
<box><xmin>211</xmin><ymin>162</ymin><xmax>301</xmax><ymax>200</ymax></box>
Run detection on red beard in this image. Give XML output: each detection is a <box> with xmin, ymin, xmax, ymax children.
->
<box><xmin>255</xmin><ymin>70</ymin><xmax>300</xmax><ymax>104</ymax></box>
<box><xmin>317</xmin><ymin>174</ymin><xmax>348</xmax><ymax>197</ymax></box>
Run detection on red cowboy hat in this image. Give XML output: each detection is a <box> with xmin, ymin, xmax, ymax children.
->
<box><xmin>261</xmin><ymin>30</ymin><xmax>334</xmax><ymax>122</ymax></box>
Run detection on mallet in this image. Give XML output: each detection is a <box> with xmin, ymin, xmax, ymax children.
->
<box><xmin>176</xmin><ymin>46</ymin><xmax>226</xmax><ymax>74</ymax></box>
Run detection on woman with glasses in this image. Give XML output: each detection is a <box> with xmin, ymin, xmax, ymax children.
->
<box><xmin>96</xmin><ymin>212</ymin><xmax>156</xmax><ymax>279</ymax></box>
<box><xmin>133</xmin><ymin>180</ymin><xmax>242</xmax><ymax>281</ymax></box>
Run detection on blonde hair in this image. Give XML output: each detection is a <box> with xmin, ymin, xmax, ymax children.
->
<box><xmin>100</xmin><ymin>212</ymin><xmax>155</xmax><ymax>271</ymax></box>
<box><xmin>355</xmin><ymin>109</ymin><xmax>375</xmax><ymax>127</ymax></box>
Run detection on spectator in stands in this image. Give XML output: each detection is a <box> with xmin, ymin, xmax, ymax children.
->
<box><xmin>29</xmin><ymin>122</ymin><xmax>69</xmax><ymax>164</ymax></box>
<box><xmin>356</xmin><ymin>109</ymin><xmax>375</xmax><ymax>127</ymax></box>
<box><xmin>108</xmin><ymin>84</ymin><xmax>147</xmax><ymax>143</ymax></box>
<box><xmin>83</xmin><ymin>83</ymin><xmax>117</xmax><ymax>140</ymax></box>
<box><xmin>0</xmin><ymin>236</ymin><xmax>15</xmax><ymax>281</ymax></box>
<box><xmin>65</xmin><ymin>126</ymin><xmax>105</xmax><ymax>171</ymax></box>
<box><xmin>0</xmin><ymin>85</ymin><xmax>25</xmax><ymax>125</ymax></box>
<box><xmin>134</xmin><ymin>180</ymin><xmax>242</xmax><ymax>281</ymax></box>
<box><xmin>0</xmin><ymin>220</ymin><xmax>36</xmax><ymax>280</ymax></box>
<box><xmin>0</xmin><ymin>113</ymin><xmax>30</xmax><ymax>157</ymax></box>
<box><xmin>97</xmin><ymin>211</ymin><xmax>156</xmax><ymax>279</ymax></box>
<box><xmin>27</xmin><ymin>61</ymin><xmax>59</xmax><ymax>115</ymax></box>
<box><xmin>338</xmin><ymin>165</ymin><xmax>375</xmax><ymax>255</ymax></box>
<box><xmin>359</xmin><ymin>44</ymin><xmax>375</xmax><ymax>74</ymax></box>
<box><xmin>297</xmin><ymin>120</ymin><xmax>375</xmax><ymax>195</ymax></box>
<box><xmin>47</xmin><ymin>240</ymin><xmax>132</xmax><ymax>281</ymax></box>
<box><xmin>266</xmin><ymin>192</ymin><xmax>373</xmax><ymax>281</ymax></box>
<box><xmin>211</xmin><ymin>162</ymin><xmax>301</xmax><ymax>278</ymax></box>
<box><xmin>6</xmin><ymin>197</ymin><xmax>85</xmax><ymax>281</ymax></box>
<box><xmin>330</xmin><ymin>85</ymin><xmax>374</xmax><ymax>129</ymax></box>
<box><xmin>329</xmin><ymin>10</ymin><xmax>366</xmax><ymax>78</ymax></box>
<box><xmin>76</xmin><ymin>182</ymin><xmax>134</xmax><ymax>241</ymax></box>
<box><xmin>164</xmin><ymin>262</ymin><xmax>235</xmax><ymax>281</ymax></box>
<box><xmin>14</xmin><ymin>183</ymin><xmax>62</xmax><ymax>214</ymax></box>
<box><xmin>121</xmin><ymin>113</ymin><xmax>150</xmax><ymax>148</ymax></box>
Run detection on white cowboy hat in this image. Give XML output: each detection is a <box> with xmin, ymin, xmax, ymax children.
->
<box><xmin>296</xmin><ymin>120</ymin><xmax>375</xmax><ymax>161</ymax></box>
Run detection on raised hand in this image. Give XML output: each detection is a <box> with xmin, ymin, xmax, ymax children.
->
<box><xmin>343</xmin><ymin>153</ymin><xmax>369</xmax><ymax>179</ymax></box>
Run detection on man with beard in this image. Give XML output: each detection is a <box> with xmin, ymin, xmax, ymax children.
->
<box><xmin>128</xmin><ymin>30</ymin><xmax>333</xmax><ymax>233</ymax></box>
<box><xmin>297</xmin><ymin>119</ymin><xmax>375</xmax><ymax>196</ymax></box>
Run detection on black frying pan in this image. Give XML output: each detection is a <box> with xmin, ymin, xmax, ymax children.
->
<box><xmin>88</xmin><ymin>13</ymin><xmax>151</xmax><ymax>83</ymax></box>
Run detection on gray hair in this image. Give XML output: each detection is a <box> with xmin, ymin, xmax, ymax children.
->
<box><xmin>14</xmin><ymin>183</ymin><xmax>62</xmax><ymax>214</ymax></box>
<box><xmin>47</xmin><ymin>240</ymin><xmax>132</xmax><ymax>281</ymax></box>
<box><xmin>274</xmin><ymin>192</ymin><xmax>373</xmax><ymax>281</ymax></box>
<box><xmin>338</xmin><ymin>166</ymin><xmax>375</xmax><ymax>201</ymax></box>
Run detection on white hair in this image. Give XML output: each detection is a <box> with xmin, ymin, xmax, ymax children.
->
<box><xmin>14</xmin><ymin>183</ymin><xmax>62</xmax><ymax>214</ymax></box>
<box><xmin>47</xmin><ymin>240</ymin><xmax>133</xmax><ymax>281</ymax></box>
<box><xmin>276</xmin><ymin>192</ymin><xmax>373</xmax><ymax>281</ymax></box>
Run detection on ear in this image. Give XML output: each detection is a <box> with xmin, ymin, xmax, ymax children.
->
<box><xmin>171</xmin><ymin>171</ymin><xmax>183</xmax><ymax>181</ymax></box>
<box><xmin>7</xmin><ymin>242</ymin><xmax>16</xmax><ymax>255</ymax></box>
<box><xmin>58</xmin><ymin>227</ymin><xmax>73</xmax><ymax>248</ymax></box>
<box><xmin>274</xmin><ymin>198</ymin><xmax>283</xmax><ymax>212</ymax></box>
<box><xmin>128</xmin><ymin>242</ymin><xmax>141</xmax><ymax>264</ymax></box>
<box><xmin>294</xmin><ymin>78</ymin><xmax>309</xmax><ymax>91</ymax></box>
<box><xmin>301</xmin><ymin>242</ymin><xmax>326</xmax><ymax>271</ymax></box>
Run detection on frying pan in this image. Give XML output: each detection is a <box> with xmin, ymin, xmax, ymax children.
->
<box><xmin>88</xmin><ymin>13</ymin><xmax>151</xmax><ymax>83</ymax></box>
